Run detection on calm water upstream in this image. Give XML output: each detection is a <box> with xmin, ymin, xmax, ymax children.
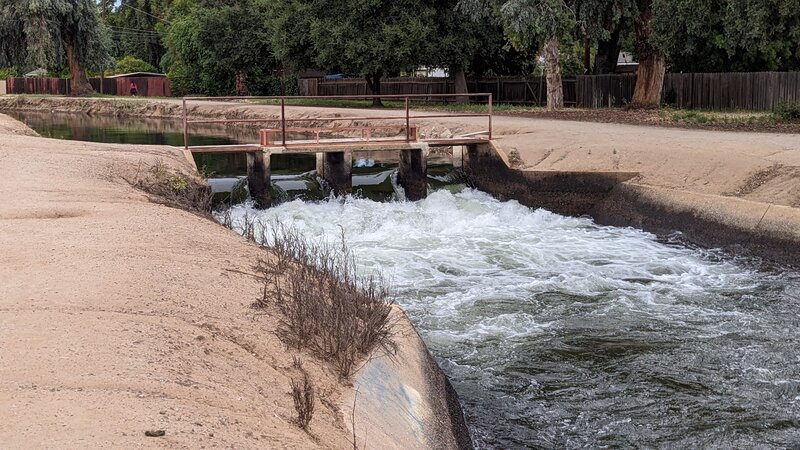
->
<box><xmin>9</xmin><ymin>110</ymin><xmax>800</xmax><ymax>447</ymax></box>
<box><xmin>224</xmin><ymin>189</ymin><xmax>800</xmax><ymax>449</ymax></box>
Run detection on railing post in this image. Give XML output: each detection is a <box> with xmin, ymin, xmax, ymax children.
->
<box><xmin>488</xmin><ymin>93</ymin><xmax>493</xmax><ymax>140</ymax></box>
<box><xmin>281</xmin><ymin>97</ymin><xmax>287</xmax><ymax>146</ymax></box>
<box><xmin>405</xmin><ymin>96</ymin><xmax>410</xmax><ymax>142</ymax></box>
<box><xmin>182</xmin><ymin>98</ymin><xmax>188</xmax><ymax>150</ymax></box>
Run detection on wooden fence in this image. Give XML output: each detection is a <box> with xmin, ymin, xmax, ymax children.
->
<box><xmin>301</xmin><ymin>72</ymin><xmax>800</xmax><ymax>110</ymax></box>
<box><xmin>575</xmin><ymin>74</ymin><xmax>637</xmax><ymax>108</ymax></box>
<box><xmin>663</xmin><ymin>72</ymin><xmax>800</xmax><ymax>110</ymax></box>
<box><xmin>5</xmin><ymin>76</ymin><xmax>171</xmax><ymax>97</ymax></box>
<box><xmin>575</xmin><ymin>72</ymin><xmax>800</xmax><ymax>110</ymax></box>
<box><xmin>300</xmin><ymin>76</ymin><xmax>577</xmax><ymax>106</ymax></box>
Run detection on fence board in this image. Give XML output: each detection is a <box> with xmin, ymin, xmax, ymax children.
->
<box><xmin>6</xmin><ymin>77</ymin><xmax>170</xmax><ymax>97</ymax></box>
<box><xmin>303</xmin><ymin>76</ymin><xmax>576</xmax><ymax>105</ymax></box>
<box><xmin>576</xmin><ymin>71</ymin><xmax>800</xmax><ymax>110</ymax></box>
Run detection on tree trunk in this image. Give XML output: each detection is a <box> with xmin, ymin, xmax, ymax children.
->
<box><xmin>595</xmin><ymin>25</ymin><xmax>622</xmax><ymax>74</ymax></box>
<box><xmin>365</xmin><ymin>74</ymin><xmax>383</xmax><ymax>107</ymax></box>
<box><xmin>453</xmin><ymin>69</ymin><xmax>468</xmax><ymax>104</ymax></box>
<box><xmin>583</xmin><ymin>38</ymin><xmax>591</xmax><ymax>74</ymax></box>
<box><xmin>65</xmin><ymin>37</ymin><xmax>92</xmax><ymax>96</ymax></box>
<box><xmin>234</xmin><ymin>70</ymin><xmax>249</xmax><ymax>96</ymax></box>
<box><xmin>543</xmin><ymin>36</ymin><xmax>564</xmax><ymax>111</ymax></box>
<box><xmin>631</xmin><ymin>0</ymin><xmax>665</xmax><ymax>107</ymax></box>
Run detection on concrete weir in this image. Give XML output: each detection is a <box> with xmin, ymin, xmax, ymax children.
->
<box><xmin>244</xmin><ymin>142</ymin><xmax>432</xmax><ymax>207</ymax></box>
<box><xmin>316</xmin><ymin>151</ymin><xmax>354</xmax><ymax>195</ymax></box>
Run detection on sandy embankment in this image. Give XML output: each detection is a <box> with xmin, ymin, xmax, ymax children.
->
<box><xmin>0</xmin><ymin>114</ymin><xmax>468</xmax><ymax>449</ymax></box>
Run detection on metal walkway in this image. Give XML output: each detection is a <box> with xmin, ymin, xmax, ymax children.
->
<box><xmin>181</xmin><ymin>93</ymin><xmax>493</xmax><ymax>154</ymax></box>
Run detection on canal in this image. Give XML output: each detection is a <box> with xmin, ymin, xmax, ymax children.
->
<box><xmin>10</xmin><ymin>109</ymin><xmax>800</xmax><ymax>448</ymax></box>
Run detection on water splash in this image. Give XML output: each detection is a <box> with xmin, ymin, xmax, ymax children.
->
<box><xmin>221</xmin><ymin>189</ymin><xmax>800</xmax><ymax>448</ymax></box>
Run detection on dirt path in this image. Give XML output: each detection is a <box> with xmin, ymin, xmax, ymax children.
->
<box><xmin>0</xmin><ymin>114</ymin><xmax>359</xmax><ymax>448</ymax></box>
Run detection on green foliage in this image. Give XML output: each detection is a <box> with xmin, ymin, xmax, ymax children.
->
<box><xmin>105</xmin><ymin>0</ymin><xmax>169</xmax><ymax>68</ymax></box>
<box><xmin>652</xmin><ymin>0</ymin><xmax>800</xmax><ymax>72</ymax></box>
<box><xmin>0</xmin><ymin>66</ymin><xmax>17</xmax><ymax>79</ymax></box>
<box><xmin>163</xmin><ymin>0</ymin><xmax>275</xmax><ymax>96</ymax></box>
<box><xmin>270</xmin><ymin>0</ymin><xmax>435</xmax><ymax>88</ymax></box>
<box><xmin>0</xmin><ymin>0</ymin><xmax>113</xmax><ymax>73</ymax></box>
<box><xmin>774</xmin><ymin>102</ymin><xmax>800</xmax><ymax>122</ymax></box>
<box><xmin>671</xmin><ymin>110</ymin><xmax>709</xmax><ymax>124</ymax></box>
<box><xmin>248</xmin><ymin>71</ymin><xmax>299</xmax><ymax>96</ymax></box>
<box><xmin>114</xmin><ymin>55</ymin><xmax>157</xmax><ymax>74</ymax></box>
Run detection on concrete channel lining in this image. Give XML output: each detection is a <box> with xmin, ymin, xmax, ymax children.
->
<box><xmin>465</xmin><ymin>140</ymin><xmax>800</xmax><ymax>266</ymax></box>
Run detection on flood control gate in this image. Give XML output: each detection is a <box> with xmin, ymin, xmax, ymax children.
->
<box><xmin>181</xmin><ymin>94</ymin><xmax>494</xmax><ymax>207</ymax></box>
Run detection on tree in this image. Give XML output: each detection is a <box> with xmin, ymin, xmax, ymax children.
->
<box><xmin>429</xmin><ymin>0</ymin><xmax>484</xmax><ymax>102</ymax></box>
<box><xmin>163</xmin><ymin>0</ymin><xmax>273</xmax><ymax>96</ymax></box>
<box><xmin>0</xmin><ymin>0</ymin><xmax>113</xmax><ymax>95</ymax></box>
<box><xmin>108</xmin><ymin>0</ymin><xmax>170</xmax><ymax>68</ymax></box>
<box><xmin>271</xmin><ymin>0</ymin><xmax>436</xmax><ymax>106</ymax></box>
<box><xmin>459</xmin><ymin>0</ymin><xmax>575</xmax><ymax>110</ymax></box>
<box><xmin>114</xmin><ymin>55</ymin><xmax>157</xmax><ymax>74</ymax></box>
<box><xmin>574</xmin><ymin>0</ymin><xmax>636</xmax><ymax>74</ymax></box>
<box><xmin>629</xmin><ymin>0</ymin><xmax>665</xmax><ymax>106</ymax></box>
<box><xmin>652</xmin><ymin>0</ymin><xmax>800</xmax><ymax>73</ymax></box>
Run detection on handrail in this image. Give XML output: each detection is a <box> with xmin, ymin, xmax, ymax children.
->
<box><xmin>181</xmin><ymin>93</ymin><xmax>493</xmax><ymax>150</ymax></box>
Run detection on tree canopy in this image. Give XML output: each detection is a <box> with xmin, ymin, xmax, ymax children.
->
<box><xmin>271</xmin><ymin>0</ymin><xmax>437</xmax><ymax>105</ymax></box>
<box><xmin>1</xmin><ymin>0</ymin><xmax>798</xmax><ymax>104</ymax></box>
<box><xmin>0</xmin><ymin>0</ymin><xmax>112</xmax><ymax>94</ymax></box>
<box><xmin>652</xmin><ymin>0</ymin><xmax>800</xmax><ymax>72</ymax></box>
<box><xmin>162</xmin><ymin>0</ymin><xmax>274</xmax><ymax>96</ymax></box>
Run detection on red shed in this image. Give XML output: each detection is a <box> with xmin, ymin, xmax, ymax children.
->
<box><xmin>107</xmin><ymin>72</ymin><xmax>171</xmax><ymax>97</ymax></box>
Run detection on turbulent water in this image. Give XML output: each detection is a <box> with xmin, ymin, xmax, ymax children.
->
<box><xmin>225</xmin><ymin>188</ymin><xmax>800</xmax><ymax>448</ymax></box>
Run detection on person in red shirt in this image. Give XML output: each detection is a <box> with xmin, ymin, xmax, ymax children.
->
<box><xmin>130</xmin><ymin>81</ymin><xmax>138</xmax><ymax>96</ymax></box>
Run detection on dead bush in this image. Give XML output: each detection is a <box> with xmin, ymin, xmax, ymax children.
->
<box><xmin>125</xmin><ymin>160</ymin><xmax>212</xmax><ymax>215</ymax></box>
<box><xmin>245</xmin><ymin>219</ymin><xmax>396</xmax><ymax>380</ymax></box>
<box><xmin>290</xmin><ymin>360</ymin><xmax>315</xmax><ymax>431</ymax></box>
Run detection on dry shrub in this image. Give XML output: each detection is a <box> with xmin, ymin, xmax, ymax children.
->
<box><xmin>244</xmin><ymin>218</ymin><xmax>396</xmax><ymax>380</ymax></box>
<box><xmin>290</xmin><ymin>358</ymin><xmax>315</xmax><ymax>431</ymax></box>
<box><xmin>126</xmin><ymin>160</ymin><xmax>212</xmax><ymax>215</ymax></box>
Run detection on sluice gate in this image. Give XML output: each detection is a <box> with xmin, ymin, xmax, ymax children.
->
<box><xmin>181</xmin><ymin>94</ymin><xmax>493</xmax><ymax>207</ymax></box>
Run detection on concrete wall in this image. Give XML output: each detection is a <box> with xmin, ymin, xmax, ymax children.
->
<box><xmin>465</xmin><ymin>142</ymin><xmax>637</xmax><ymax>217</ymax></box>
<box><xmin>465</xmin><ymin>141</ymin><xmax>800</xmax><ymax>266</ymax></box>
<box><xmin>596</xmin><ymin>183</ymin><xmax>800</xmax><ymax>265</ymax></box>
<box><xmin>349</xmin><ymin>307</ymin><xmax>473</xmax><ymax>450</ymax></box>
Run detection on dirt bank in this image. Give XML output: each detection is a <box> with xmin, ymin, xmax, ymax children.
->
<box><xmin>0</xmin><ymin>113</ymin><xmax>469</xmax><ymax>448</ymax></box>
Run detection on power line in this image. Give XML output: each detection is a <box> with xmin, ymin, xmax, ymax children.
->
<box><xmin>109</xmin><ymin>25</ymin><xmax>163</xmax><ymax>35</ymax></box>
<box><xmin>109</xmin><ymin>29</ymin><xmax>161</xmax><ymax>37</ymax></box>
<box><xmin>117</xmin><ymin>3</ymin><xmax>172</xmax><ymax>25</ymax></box>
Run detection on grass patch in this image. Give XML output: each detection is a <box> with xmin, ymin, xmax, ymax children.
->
<box><xmin>245</xmin><ymin>97</ymin><xmax>537</xmax><ymax>113</ymax></box>
<box><xmin>663</xmin><ymin>108</ymin><xmax>777</xmax><ymax>126</ymax></box>
<box><xmin>774</xmin><ymin>102</ymin><xmax>800</xmax><ymax>122</ymax></box>
<box><xmin>125</xmin><ymin>160</ymin><xmax>212</xmax><ymax>215</ymax></box>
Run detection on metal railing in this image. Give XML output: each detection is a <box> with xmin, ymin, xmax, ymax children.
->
<box><xmin>181</xmin><ymin>93</ymin><xmax>493</xmax><ymax>150</ymax></box>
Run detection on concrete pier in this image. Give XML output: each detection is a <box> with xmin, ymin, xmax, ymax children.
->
<box><xmin>246</xmin><ymin>151</ymin><xmax>271</xmax><ymax>208</ymax></box>
<box><xmin>318</xmin><ymin>151</ymin><xmax>353</xmax><ymax>196</ymax></box>
<box><xmin>397</xmin><ymin>147</ymin><xmax>428</xmax><ymax>201</ymax></box>
<box><xmin>452</xmin><ymin>145</ymin><xmax>465</xmax><ymax>168</ymax></box>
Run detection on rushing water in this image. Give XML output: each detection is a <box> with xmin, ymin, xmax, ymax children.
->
<box><xmin>224</xmin><ymin>189</ymin><xmax>800</xmax><ymax>448</ymax></box>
